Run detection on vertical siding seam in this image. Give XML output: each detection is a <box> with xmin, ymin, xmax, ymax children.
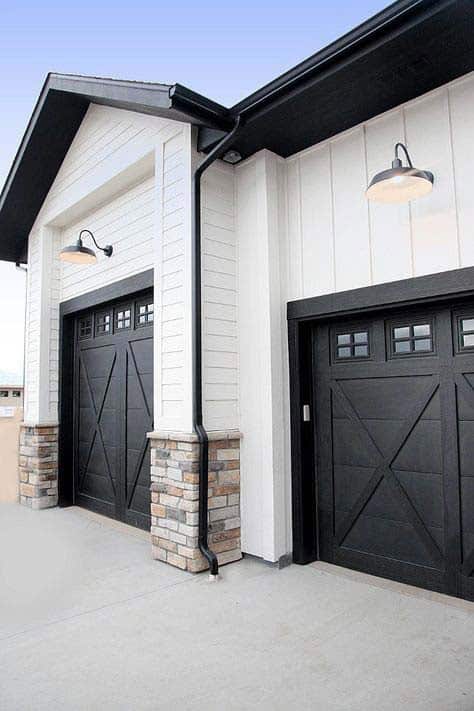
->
<box><xmin>402</xmin><ymin>107</ymin><xmax>415</xmax><ymax>277</ymax></box>
<box><xmin>446</xmin><ymin>87</ymin><xmax>462</xmax><ymax>268</ymax></box>
<box><xmin>297</xmin><ymin>159</ymin><xmax>304</xmax><ymax>296</ymax></box>
<box><xmin>328</xmin><ymin>142</ymin><xmax>337</xmax><ymax>291</ymax></box>
<box><xmin>362</xmin><ymin>125</ymin><xmax>374</xmax><ymax>285</ymax></box>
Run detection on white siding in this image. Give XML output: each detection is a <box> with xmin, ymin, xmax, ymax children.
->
<box><xmin>285</xmin><ymin>72</ymin><xmax>474</xmax><ymax>300</ymax></box>
<box><xmin>154</xmin><ymin>127</ymin><xmax>194</xmax><ymax>432</ymax></box>
<box><xmin>201</xmin><ymin>161</ymin><xmax>239</xmax><ymax>431</ymax></box>
<box><xmin>59</xmin><ymin>176</ymin><xmax>155</xmax><ymax>301</ymax></box>
<box><xmin>23</xmin><ymin>104</ymin><xmax>184</xmax><ymax>425</ymax></box>
<box><xmin>236</xmin><ymin>151</ymin><xmax>289</xmax><ymax>560</ymax></box>
<box><xmin>236</xmin><ymin>71</ymin><xmax>474</xmax><ymax>562</ymax></box>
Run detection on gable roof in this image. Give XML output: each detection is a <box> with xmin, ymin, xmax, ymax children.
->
<box><xmin>1</xmin><ymin>0</ymin><xmax>473</xmax><ymax>262</ymax></box>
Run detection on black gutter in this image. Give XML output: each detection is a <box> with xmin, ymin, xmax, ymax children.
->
<box><xmin>192</xmin><ymin>116</ymin><xmax>243</xmax><ymax>578</ymax></box>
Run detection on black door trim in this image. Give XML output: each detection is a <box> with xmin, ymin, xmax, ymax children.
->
<box><xmin>288</xmin><ymin>265</ymin><xmax>474</xmax><ymax>574</ymax></box>
<box><xmin>58</xmin><ymin>269</ymin><xmax>154</xmax><ymax>507</ymax></box>
<box><xmin>288</xmin><ymin>265</ymin><xmax>474</xmax><ymax>322</ymax></box>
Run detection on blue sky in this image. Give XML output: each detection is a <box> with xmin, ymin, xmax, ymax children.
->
<box><xmin>0</xmin><ymin>0</ymin><xmax>390</xmax><ymax>376</ymax></box>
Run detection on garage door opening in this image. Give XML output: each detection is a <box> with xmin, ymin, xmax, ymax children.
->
<box><xmin>59</xmin><ymin>286</ymin><xmax>153</xmax><ymax>531</ymax></box>
<box><xmin>289</xmin><ymin>268</ymin><xmax>474</xmax><ymax>602</ymax></box>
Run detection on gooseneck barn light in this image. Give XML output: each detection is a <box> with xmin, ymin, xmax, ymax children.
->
<box><xmin>59</xmin><ymin>229</ymin><xmax>113</xmax><ymax>265</ymax></box>
<box><xmin>366</xmin><ymin>142</ymin><xmax>434</xmax><ymax>204</ymax></box>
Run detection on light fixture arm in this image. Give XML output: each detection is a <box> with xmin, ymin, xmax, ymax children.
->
<box><xmin>78</xmin><ymin>229</ymin><xmax>113</xmax><ymax>257</ymax></box>
<box><xmin>394</xmin><ymin>142</ymin><xmax>413</xmax><ymax>169</ymax></box>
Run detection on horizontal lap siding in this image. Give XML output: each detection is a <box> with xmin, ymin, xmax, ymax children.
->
<box><xmin>202</xmin><ymin>161</ymin><xmax>239</xmax><ymax>431</ymax></box>
<box><xmin>24</xmin><ymin>104</ymin><xmax>177</xmax><ymax>423</ymax></box>
<box><xmin>157</xmin><ymin>130</ymin><xmax>188</xmax><ymax>427</ymax></box>
<box><xmin>286</xmin><ymin>72</ymin><xmax>474</xmax><ymax>301</ymax></box>
<box><xmin>59</xmin><ymin>176</ymin><xmax>155</xmax><ymax>301</ymax></box>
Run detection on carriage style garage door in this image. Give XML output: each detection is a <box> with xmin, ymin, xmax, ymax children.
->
<box><xmin>313</xmin><ymin>300</ymin><xmax>474</xmax><ymax>600</ymax></box>
<box><xmin>73</xmin><ymin>291</ymin><xmax>154</xmax><ymax>530</ymax></box>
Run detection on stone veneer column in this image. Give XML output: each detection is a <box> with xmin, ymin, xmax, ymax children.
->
<box><xmin>148</xmin><ymin>431</ymin><xmax>241</xmax><ymax>572</ymax></box>
<box><xmin>18</xmin><ymin>424</ymin><xmax>59</xmax><ymax>509</ymax></box>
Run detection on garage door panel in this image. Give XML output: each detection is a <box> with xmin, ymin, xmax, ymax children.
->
<box><xmin>127</xmin><ymin>372</ymin><xmax>153</xmax><ymax>410</ymax></box>
<box><xmin>313</xmin><ymin>308</ymin><xmax>461</xmax><ymax>597</ymax></box>
<box><xmin>129</xmin><ymin>337</ymin><xmax>153</xmax><ymax>374</ymax></box>
<box><xmin>80</xmin><ymin>471</ymin><xmax>115</xmax><ymax>502</ymax></box>
<box><xmin>333</xmin><ymin>464</ymin><xmax>377</xmax><ymax>513</ymax></box>
<box><xmin>461</xmin><ymin>478</ymin><xmax>474</xmax><ymax>535</ymax></box>
<box><xmin>332</xmin><ymin>419</ymin><xmax>379</xmax><ymax>468</ymax></box>
<box><xmin>395</xmin><ymin>470</ymin><xmax>444</xmax><ymax>529</ymax></box>
<box><xmin>458</xmin><ymin>421</ymin><xmax>474</xmax><ymax>475</ymax></box>
<box><xmin>391</xmin><ymin>419</ymin><xmax>443</xmax><ymax>475</ymax></box>
<box><xmin>339</xmin><ymin>376</ymin><xmax>437</xmax><ymax>421</ymax></box>
<box><xmin>362</xmin><ymin>419</ymin><xmax>405</xmax><ymax>457</ymax></box>
<box><xmin>343</xmin><ymin>514</ymin><xmax>442</xmax><ymax>567</ymax></box>
<box><xmin>73</xmin><ymin>293</ymin><xmax>153</xmax><ymax>529</ymax></box>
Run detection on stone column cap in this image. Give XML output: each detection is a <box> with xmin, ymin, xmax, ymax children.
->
<box><xmin>147</xmin><ymin>429</ymin><xmax>242</xmax><ymax>443</ymax></box>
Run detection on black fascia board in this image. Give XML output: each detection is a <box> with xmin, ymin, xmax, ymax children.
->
<box><xmin>230</xmin><ymin>0</ymin><xmax>439</xmax><ymax>119</ymax></box>
<box><xmin>0</xmin><ymin>74</ymin><xmax>229</xmax><ymax>263</ymax></box>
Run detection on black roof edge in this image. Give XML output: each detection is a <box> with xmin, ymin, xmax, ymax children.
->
<box><xmin>230</xmin><ymin>0</ymin><xmax>450</xmax><ymax>119</ymax></box>
<box><xmin>170</xmin><ymin>84</ymin><xmax>232</xmax><ymax>129</ymax></box>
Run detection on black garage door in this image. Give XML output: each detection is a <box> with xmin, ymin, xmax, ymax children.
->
<box><xmin>314</xmin><ymin>301</ymin><xmax>474</xmax><ymax>600</ymax></box>
<box><xmin>73</xmin><ymin>291</ymin><xmax>154</xmax><ymax>530</ymax></box>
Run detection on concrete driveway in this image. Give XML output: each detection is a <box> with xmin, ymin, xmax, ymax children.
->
<box><xmin>1</xmin><ymin>503</ymin><xmax>474</xmax><ymax>711</ymax></box>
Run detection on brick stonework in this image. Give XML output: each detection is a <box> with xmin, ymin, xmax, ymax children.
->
<box><xmin>148</xmin><ymin>431</ymin><xmax>241</xmax><ymax>572</ymax></box>
<box><xmin>19</xmin><ymin>424</ymin><xmax>59</xmax><ymax>509</ymax></box>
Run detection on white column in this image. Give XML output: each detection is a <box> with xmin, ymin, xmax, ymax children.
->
<box><xmin>153</xmin><ymin>124</ymin><xmax>194</xmax><ymax>434</ymax></box>
<box><xmin>24</xmin><ymin>225</ymin><xmax>60</xmax><ymax>425</ymax></box>
<box><xmin>237</xmin><ymin>149</ymin><xmax>290</xmax><ymax>562</ymax></box>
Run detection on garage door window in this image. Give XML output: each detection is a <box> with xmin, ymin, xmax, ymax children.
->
<box><xmin>458</xmin><ymin>317</ymin><xmax>474</xmax><ymax>350</ymax></box>
<box><xmin>136</xmin><ymin>300</ymin><xmax>154</xmax><ymax>327</ymax></box>
<box><xmin>390</xmin><ymin>321</ymin><xmax>433</xmax><ymax>355</ymax></box>
<box><xmin>95</xmin><ymin>312</ymin><xmax>111</xmax><ymax>336</ymax></box>
<box><xmin>116</xmin><ymin>307</ymin><xmax>132</xmax><ymax>330</ymax></box>
<box><xmin>335</xmin><ymin>330</ymin><xmax>369</xmax><ymax>359</ymax></box>
<box><xmin>78</xmin><ymin>316</ymin><xmax>92</xmax><ymax>340</ymax></box>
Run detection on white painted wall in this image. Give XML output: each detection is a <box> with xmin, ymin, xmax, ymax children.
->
<box><xmin>286</xmin><ymin>72</ymin><xmax>474</xmax><ymax>299</ymax></box>
<box><xmin>23</xmin><ymin>104</ymin><xmax>192</xmax><ymax>428</ymax></box>
<box><xmin>201</xmin><ymin>160</ymin><xmax>239</xmax><ymax>432</ymax></box>
<box><xmin>236</xmin><ymin>71</ymin><xmax>474</xmax><ymax>562</ymax></box>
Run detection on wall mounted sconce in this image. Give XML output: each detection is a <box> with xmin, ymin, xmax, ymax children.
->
<box><xmin>59</xmin><ymin>229</ymin><xmax>113</xmax><ymax>265</ymax></box>
<box><xmin>366</xmin><ymin>142</ymin><xmax>434</xmax><ymax>204</ymax></box>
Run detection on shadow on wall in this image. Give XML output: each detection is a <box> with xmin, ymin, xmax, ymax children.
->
<box><xmin>0</xmin><ymin>407</ymin><xmax>22</xmax><ymax>502</ymax></box>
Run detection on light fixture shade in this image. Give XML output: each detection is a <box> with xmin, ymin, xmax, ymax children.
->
<box><xmin>59</xmin><ymin>243</ymin><xmax>97</xmax><ymax>264</ymax></box>
<box><xmin>366</xmin><ymin>166</ymin><xmax>434</xmax><ymax>204</ymax></box>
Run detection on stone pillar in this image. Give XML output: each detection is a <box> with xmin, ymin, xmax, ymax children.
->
<box><xmin>19</xmin><ymin>424</ymin><xmax>59</xmax><ymax>509</ymax></box>
<box><xmin>148</xmin><ymin>431</ymin><xmax>241</xmax><ymax>572</ymax></box>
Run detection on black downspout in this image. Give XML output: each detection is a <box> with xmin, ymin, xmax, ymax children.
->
<box><xmin>192</xmin><ymin>115</ymin><xmax>243</xmax><ymax>578</ymax></box>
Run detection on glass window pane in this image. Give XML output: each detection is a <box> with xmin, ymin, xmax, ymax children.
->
<box><xmin>394</xmin><ymin>326</ymin><xmax>410</xmax><ymax>339</ymax></box>
<box><xmin>354</xmin><ymin>345</ymin><xmax>368</xmax><ymax>357</ymax></box>
<box><xmin>337</xmin><ymin>347</ymin><xmax>351</xmax><ymax>358</ymax></box>
<box><xmin>413</xmin><ymin>324</ymin><xmax>430</xmax><ymax>337</ymax></box>
<box><xmin>463</xmin><ymin>334</ymin><xmax>474</xmax><ymax>348</ymax></box>
<box><xmin>337</xmin><ymin>334</ymin><xmax>351</xmax><ymax>345</ymax></box>
<box><xmin>394</xmin><ymin>340</ymin><xmax>411</xmax><ymax>354</ymax></box>
<box><xmin>414</xmin><ymin>339</ymin><xmax>431</xmax><ymax>352</ymax></box>
<box><xmin>354</xmin><ymin>332</ymin><xmax>368</xmax><ymax>344</ymax></box>
<box><xmin>462</xmin><ymin>318</ymin><xmax>474</xmax><ymax>332</ymax></box>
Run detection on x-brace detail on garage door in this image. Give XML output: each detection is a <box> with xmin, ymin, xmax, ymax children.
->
<box><xmin>79</xmin><ymin>351</ymin><xmax>117</xmax><ymax>497</ymax></box>
<box><xmin>332</xmin><ymin>377</ymin><xmax>443</xmax><ymax>567</ymax></box>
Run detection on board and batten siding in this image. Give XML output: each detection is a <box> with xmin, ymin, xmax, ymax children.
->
<box><xmin>286</xmin><ymin>72</ymin><xmax>474</xmax><ymax>300</ymax></box>
<box><xmin>235</xmin><ymin>71</ymin><xmax>474</xmax><ymax>562</ymax></box>
<box><xmin>23</xmin><ymin>103</ymin><xmax>186</xmax><ymax>426</ymax></box>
